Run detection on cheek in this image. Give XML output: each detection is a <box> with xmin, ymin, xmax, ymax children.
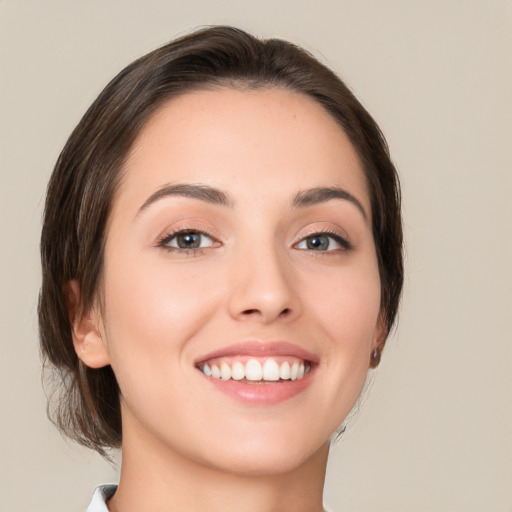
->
<box><xmin>100</xmin><ymin>254</ymin><xmax>223</xmax><ymax>379</ymax></box>
<box><xmin>302</xmin><ymin>259</ymin><xmax>381</xmax><ymax>400</ymax></box>
<box><xmin>99</xmin><ymin>256</ymin><xmax>226</xmax><ymax>439</ymax></box>
<box><xmin>107</xmin><ymin>252</ymin><xmax>219</xmax><ymax>327</ymax></box>
<box><xmin>306</xmin><ymin>259</ymin><xmax>381</xmax><ymax>341</ymax></box>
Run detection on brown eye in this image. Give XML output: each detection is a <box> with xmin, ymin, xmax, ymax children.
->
<box><xmin>175</xmin><ymin>232</ymin><xmax>202</xmax><ymax>248</ymax></box>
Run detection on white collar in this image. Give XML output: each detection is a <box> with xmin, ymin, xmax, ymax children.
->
<box><xmin>86</xmin><ymin>485</ymin><xmax>117</xmax><ymax>512</ymax></box>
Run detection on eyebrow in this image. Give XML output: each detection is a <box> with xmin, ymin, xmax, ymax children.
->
<box><xmin>292</xmin><ymin>187</ymin><xmax>368</xmax><ymax>220</ymax></box>
<box><xmin>138</xmin><ymin>183</ymin><xmax>367</xmax><ymax>220</ymax></box>
<box><xmin>138</xmin><ymin>183</ymin><xmax>234</xmax><ymax>213</ymax></box>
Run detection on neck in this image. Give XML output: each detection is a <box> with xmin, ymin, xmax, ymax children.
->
<box><xmin>108</xmin><ymin>415</ymin><xmax>329</xmax><ymax>512</ymax></box>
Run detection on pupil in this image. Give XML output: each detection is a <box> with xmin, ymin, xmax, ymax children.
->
<box><xmin>307</xmin><ymin>235</ymin><xmax>328</xmax><ymax>250</ymax></box>
<box><xmin>178</xmin><ymin>233</ymin><xmax>200</xmax><ymax>248</ymax></box>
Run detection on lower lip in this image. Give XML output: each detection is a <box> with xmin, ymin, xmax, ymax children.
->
<box><xmin>202</xmin><ymin>370</ymin><xmax>315</xmax><ymax>405</ymax></box>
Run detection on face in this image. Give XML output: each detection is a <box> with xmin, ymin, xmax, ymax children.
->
<box><xmin>84</xmin><ymin>87</ymin><xmax>383</xmax><ymax>475</ymax></box>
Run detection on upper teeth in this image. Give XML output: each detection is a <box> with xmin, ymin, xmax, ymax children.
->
<box><xmin>201</xmin><ymin>358</ymin><xmax>309</xmax><ymax>382</ymax></box>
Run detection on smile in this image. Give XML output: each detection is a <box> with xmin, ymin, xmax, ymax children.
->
<box><xmin>199</xmin><ymin>356</ymin><xmax>312</xmax><ymax>382</ymax></box>
<box><xmin>195</xmin><ymin>341</ymin><xmax>317</xmax><ymax>404</ymax></box>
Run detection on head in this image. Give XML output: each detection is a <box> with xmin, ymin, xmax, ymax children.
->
<box><xmin>39</xmin><ymin>26</ymin><xmax>402</xmax><ymax>460</ymax></box>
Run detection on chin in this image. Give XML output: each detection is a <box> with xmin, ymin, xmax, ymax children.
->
<box><xmin>185</xmin><ymin>419</ymin><xmax>333</xmax><ymax>477</ymax></box>
<box><xmin>202</xmin><ymin>442</ymin><xmax>327</xmax><ymax>477</ymax></box>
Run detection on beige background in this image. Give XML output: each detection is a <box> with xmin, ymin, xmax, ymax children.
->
<box><xmin>1</xmin><ymin>1</ymin><xmax>511</xmax><ymax>511</ymax></box>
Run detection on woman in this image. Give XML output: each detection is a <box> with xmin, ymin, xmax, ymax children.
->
<box><xmin>39</xmin><ymin>26</ymin><xmax>403</xmax><ymax>512</ymax></box>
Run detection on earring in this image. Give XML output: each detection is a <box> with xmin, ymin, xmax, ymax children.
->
<box><xmin>371</xmin><ymin>347</ymin><xmax>381</xmax><ymax>366</ymax></box>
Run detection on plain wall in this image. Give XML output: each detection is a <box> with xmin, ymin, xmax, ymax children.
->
<box><xmin>1</xmin><ymin>1</ymin><xmax>511</xmax><ymax>511</ymax></box>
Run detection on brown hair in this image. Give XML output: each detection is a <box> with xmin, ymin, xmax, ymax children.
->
<box><xmin>39</xmin><ymin>25</ymin><xmax>403</xmax><ymax>455</ymax></box>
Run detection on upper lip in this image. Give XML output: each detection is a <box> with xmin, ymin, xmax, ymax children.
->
<box><xmin>194</xmin><ymin>341</ymin><xmax>319</xmax><ymax>365</ymax></box>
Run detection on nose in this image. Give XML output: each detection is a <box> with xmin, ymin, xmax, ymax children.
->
<box><xmin>227</xmin><ymin>243</ymin><xmax>301</xmax><ymax>324</ymax></box>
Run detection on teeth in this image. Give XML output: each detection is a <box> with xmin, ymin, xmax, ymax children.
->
<box><xmin>220</xmin><ymin>363</ymin><xmax>231</xmax><ymax>381</ymax></box>
<box><xmin>231</xmin><ymin>361</ymin><xmax>245</xmax><ymax>381</ymax></box>
<box><xmin>290</xmin><ymin>362</ymin><xmax>299</xmax><ymax>380</ymax></box>
<box><xmin>262</xmin><ymin>359</ymin><xmax>280</xmax><ymax>381</ymax></box>
<box><xmin>200</xmin><ymin>358</ymin><xmax>310</xmax><ymax>382</ymax></box>
<box><xmin>279</xmin><ymin>361</ymin><xmax>291</xmax><ymax>380</ymax></box>
<box><xmin>246</xmin><ymin>359</ymin><xmax>263</xmax><ymax>381</ymax></box>
<box><xmin>211</xmin><ymin>364</ymin><xmax>221</xmax><ymax>379</ymax></box>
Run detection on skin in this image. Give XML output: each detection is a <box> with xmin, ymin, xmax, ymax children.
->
<box><xmin>73</xmin><ymin>87</ymin><xmax>384</xmax><ymax>512</ymax></box>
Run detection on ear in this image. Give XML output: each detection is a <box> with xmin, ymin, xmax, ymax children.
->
<box><xmin>64</xmin><ymin>280</ymin><xmax>111</xmax><ymax>369</ymax></box>
<box><xmin>369</xmin><ymin>312</ymin><xmax>387</xmax><ymax>369</ymax></box>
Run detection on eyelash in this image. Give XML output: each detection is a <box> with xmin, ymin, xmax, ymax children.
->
<box><xmin>156</xmin><ymin>228</ymin><xmax>351</xmax><ymax>255</ymax></box>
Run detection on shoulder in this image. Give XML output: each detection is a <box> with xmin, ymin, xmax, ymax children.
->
<box><xmin>86</xmin><ymin>485</ymin><xmax>118</xmax><ymax>512</ymax></box>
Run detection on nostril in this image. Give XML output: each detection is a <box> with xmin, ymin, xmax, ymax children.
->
<box><xmin>242</xmin><ymin>307</ymin><xmax>291</xmax><ymax>316</ymax></box>
<box><xmin>242</xmin><ymin>309</ymin><xmax>259</xmax><ymax>315</ymax></box>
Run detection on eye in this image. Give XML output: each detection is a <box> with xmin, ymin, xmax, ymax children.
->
<box><xmin>158</xmin><ymin>230</ymin><xmax>218</xmax><ymax>251</ymax></box>
<box><xmin>295</xmin><ymin>232</ymin><xmax>350</xmax><ymax>252</ymax></box>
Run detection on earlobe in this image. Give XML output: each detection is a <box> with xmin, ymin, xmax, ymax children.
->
<box><xmin>64</xmin><ymin>280</ymin><xmax>111</xmax><ymax>369</ymax></box>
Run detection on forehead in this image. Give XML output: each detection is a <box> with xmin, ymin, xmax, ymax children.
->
<box><xmin>116</xmin><ymin>87</ymin><xmax>370</xmax><ymax>215</ymax></box>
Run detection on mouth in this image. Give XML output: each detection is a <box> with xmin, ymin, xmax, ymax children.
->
<box><xmin>194</xmin><ymin>341</ymin><xmax>317</xmax><ymax>404</ymax></box>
